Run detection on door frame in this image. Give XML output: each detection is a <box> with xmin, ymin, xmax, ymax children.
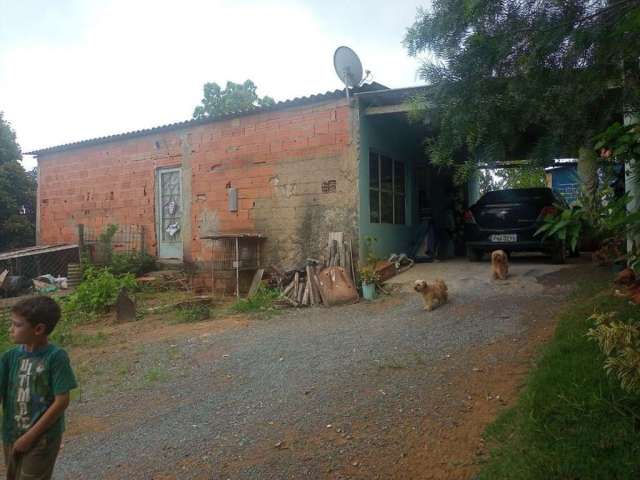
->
<box><xmin>155</xmin><ymin>166</ymin><xmax>184</xmax><ymax>260</ymax></box>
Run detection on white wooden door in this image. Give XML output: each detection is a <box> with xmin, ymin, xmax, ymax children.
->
<box><xmin>156</xmin><ymin>168</ymin><xmax>183</xmax><ymax>259</ymax></box>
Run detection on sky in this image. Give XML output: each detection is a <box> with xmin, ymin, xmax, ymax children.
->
<box><xmin>0</xmin><ymin>0</ymin><xmax>430</xmax><ymax>170</ymax></box>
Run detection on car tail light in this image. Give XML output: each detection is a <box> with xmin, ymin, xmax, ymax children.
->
<box><xmin>463</xmin><ymin>210</ymin><xmax>476</xmax><ymax>224</ymax></box>
<box><xmin>539</xmin><ymin>206</ymin><xmax>558</xmax><ymax>219</ymax></box>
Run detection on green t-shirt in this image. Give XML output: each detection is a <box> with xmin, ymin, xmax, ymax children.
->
<box><xmin>0</xmin><ymin>344</ymin><xmax>77</xmax><ymax>443</ymax></box>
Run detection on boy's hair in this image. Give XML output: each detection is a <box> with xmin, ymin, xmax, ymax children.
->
<box><xmin>12</xmin><ymin>296</ymin><xmax>61</xmax><ymax>335</ymax></box>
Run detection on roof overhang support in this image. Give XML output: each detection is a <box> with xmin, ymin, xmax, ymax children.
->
<box><xmin>364</xmin><ymin>102</ymin><xmax>427</xmax><ymax>116</ymax></box>
<box><xmin>364</xmin><ymin>103</ymin><xmax>413</xmax><ymax>115</ymax></box>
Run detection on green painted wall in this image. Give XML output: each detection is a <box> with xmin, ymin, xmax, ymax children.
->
<box><xmin>358</xmin><ymin>113</ymin><xmax>420</xmax><ymax>263</ymax></box>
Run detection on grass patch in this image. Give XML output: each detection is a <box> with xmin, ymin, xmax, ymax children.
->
<box><xmin>0</xmin><ymin>305</ymin><xmax>108</xmax><ymax>353</ymax></box>
<box><xmin>143</xmin><ymin>366</ymin><xmax>169</xmax><ymax>384</ymax></box>
<box><xmin>172</xmin><ymin>303</ymin><xmax>210</xmax><ymax>323</ymax></box>
<box><xmin>167</xmin><ymin>344</ymin><xmax>182</xmax><ymax>361</ymax></box>
<box><xmin>478</xmin><ymin>277</ymin><xmax>640</xmax><ymax>480</ymax></box>
<box><xmin>230</xmin><ymin>286</ymin><xmax>280</xmax><ymax>316</ymax></box>
<box><xmin>52</xmin><ymin>330</ymin><xmax>109</xmax><ymax>348</ymax></box>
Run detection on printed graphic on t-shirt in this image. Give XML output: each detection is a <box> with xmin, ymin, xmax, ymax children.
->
<box><xmin>15</xmin><ymin>358</ymin><xmax>48</xmax><ymax>434</ymax></box>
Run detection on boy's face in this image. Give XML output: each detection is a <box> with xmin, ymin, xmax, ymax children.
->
<box><xmin>9</xmin><ymin>314</ymin><xmax>45</xmax><ymax>344</ymax></box>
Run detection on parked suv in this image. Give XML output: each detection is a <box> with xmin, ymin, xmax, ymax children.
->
<box><xmin>464</xmin><ymin>187</ymin><xmax>567</xmax><ymax>263</ymax></box>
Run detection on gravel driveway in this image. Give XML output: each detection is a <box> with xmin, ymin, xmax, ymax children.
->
<box><xmin>54</xmin><ymin>256</ymin><xmax>589</xmax><ymax>479</ymax></box>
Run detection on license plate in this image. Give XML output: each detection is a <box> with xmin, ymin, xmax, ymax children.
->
<box><xmin>490</xmin><ymin>234</ymin><xmax>517</xmax><ymax>242</ymax></box>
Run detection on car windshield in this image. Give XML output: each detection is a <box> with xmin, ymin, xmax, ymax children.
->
<box><xmin>477</xmin><ymin>188</ymin><xmax>555</xmax><ymax>205</ymax></box>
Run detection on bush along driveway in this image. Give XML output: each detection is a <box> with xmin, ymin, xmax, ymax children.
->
<box><xmin>54</xmin><ymin>260</ymin><xmax>596</xmax><ymax>480</ymax></box>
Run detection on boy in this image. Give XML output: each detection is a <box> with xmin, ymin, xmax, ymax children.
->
<box><xmin>1</xmin><ymin>296</ymin><xmax>77</xmax><ymax>480</ymax></box>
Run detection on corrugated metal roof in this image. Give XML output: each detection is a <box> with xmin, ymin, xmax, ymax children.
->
<box><xmin>27</xmin><ymin>82</ymin><xmax>388</xmax><ymax>156</ymax></box>
<box><xmin>0</xmin><ymin>244</ymin><xmax>78</xmax><ymax>261</ymax></box>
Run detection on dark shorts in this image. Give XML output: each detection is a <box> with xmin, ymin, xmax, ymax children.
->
<box><xmin>3</xmin><ymin>435</ymin><xmax>62</xmax><ymax>480</ymax></box>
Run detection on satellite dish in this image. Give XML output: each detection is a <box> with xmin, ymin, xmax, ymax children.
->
<box><xmin>334</xmin><ymin>46</ymin><xmax>364</xmax><ymax>99</ymax></box>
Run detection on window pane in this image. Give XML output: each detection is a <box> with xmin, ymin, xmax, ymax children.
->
<box><xmin>381</xmin><ymin>155</ymin><xmax>393</xmax><ymax>192</ymax></box>
<box><xmin>381</xmin><ymin>191</ymin><xmax>393</xmax><ymax>223</ymax></box>
<box><xmin>394</xmin><ymin>194</ymin><xmax>405</xmax><ymax>225</ymax></box>
<box><xmin>369</xmin><ymin>151</ymin><xmax>379</xmax><ymax>189</ymax></box>
<box><xmin>369</xmin><ymin>189</ymin><xmax>380</xmax><ymax>223</ymax></box>
<box><xmin>394</xmin><ymin>162</ymin><xmax>405</xmax><ymax>194</ymax></box>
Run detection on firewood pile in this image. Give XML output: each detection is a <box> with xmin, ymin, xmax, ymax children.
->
<box><xmin>270</xmin><ymin>232</ymin><xmax>358</xmax><ymax>308</ymax></box>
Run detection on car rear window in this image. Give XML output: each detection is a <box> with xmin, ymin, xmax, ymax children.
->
<box><xmin>477</xmin><ymin>188</ymin><xmax>555</xmax><ymax>205</ymax></box>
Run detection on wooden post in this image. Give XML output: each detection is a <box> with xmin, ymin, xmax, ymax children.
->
<box><xmin>211</xmin><ymin>240</ymin><xmax>215</xmax><ymax>300</ymax></box>
<box><xmin>235</xmin><ymin>237</ymin><xmax>240</xmax><ymax>300</ymax></box>
<box><xmin>257</xmin><ymin>238</ymin><xmax>261</xmax><ymax>268</ymax></box>
<box><xmin>302</xmin><ymin>280</ymin><xmax>310</xmax><ymax>305</ymax></box>
<box><xmin>306</xmin><ymin>266</ymin><xmax>315</xmax><ymax>305</ymax></box>
<box><xmin>348</xmin><ymin>240</ymin><xmax>356</xmax><ymax>285</ymax></box>
<box><xmin>344</xmin><ymin>244</ymin><xmax>352</xmax><ymax>283</ymax></box>
<box><xmin>78</xmin><ymin>224</ymin><xmax>85</xmax><ymax>249</ymax></box>
<box><xmin>283</xmin><ymin>279</ymin><xmax>296</xmax><ymax>297</ymax></box>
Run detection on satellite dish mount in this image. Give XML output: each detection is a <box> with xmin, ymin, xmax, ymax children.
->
<box><xmin>333</xmin><ymin>46</ymin><xmax>364</xmax><ymax>100</ymax></box>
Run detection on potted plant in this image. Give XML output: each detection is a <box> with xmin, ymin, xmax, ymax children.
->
<box><xmin>359</xmin><ymin>266</ymin><xmax>379</xmax><ymax>300</ymax></box>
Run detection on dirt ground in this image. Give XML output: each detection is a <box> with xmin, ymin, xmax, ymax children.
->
<box><xmin>3</xmin><ymin>256</ymin><xmax>600</xmax><ymax>479</ymax></box>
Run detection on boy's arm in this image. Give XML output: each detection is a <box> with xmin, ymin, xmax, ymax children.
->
<box><xmin>12</xmin><ymin>393</ymin><xmax>70</xmax><ymax>453</ymax></box>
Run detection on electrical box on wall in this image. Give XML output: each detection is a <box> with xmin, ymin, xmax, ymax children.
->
<box><xmin>228</xmin><ymin>187</ymin><xmax>238</xmax><ymax>212</ymax></box>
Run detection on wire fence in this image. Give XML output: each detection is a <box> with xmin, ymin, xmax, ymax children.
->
<box><xmin>0</xmin><ymin>245</ymin><xmax>80</xmax><ymax>280</ymax></box>
<box><xmin>78</xmin><ymin>224</ymin><xmax>146</xmax><ymax>264</ymax></box>
<box><xmin>208</xmin><ymin>237</ymin><xmax>262</xmax><ymax>271</ymax></box>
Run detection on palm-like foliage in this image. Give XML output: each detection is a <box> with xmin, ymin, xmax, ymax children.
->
<box><xmin>588</xmin><ymin>312</ymin><xmax>640</xmax><ymax>393</ymax></box>
<box><xmin>405</xmin><ymin>1</ymin><xmax>640</xmax><ymax>173</ymax></box>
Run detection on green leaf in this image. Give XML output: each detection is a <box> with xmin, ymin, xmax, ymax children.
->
<box><xmin>535</xmin><ymin>224</ymin><xmax>552</xmax><ymax>237</ymax></box>
<box><xmin>570</xmin><ymin>235</ymin><xmax>578</xmax><ymax>252</ymax></box>
<box><xmin>548</xmin><ymin>219</ymin><xmax>570</xmax><ymax>236</ymax></box>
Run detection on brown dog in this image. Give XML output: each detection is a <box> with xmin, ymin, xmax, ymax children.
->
<box><xmin>414</xmin><ymin>279</ymin><xmax>448</xmax><ymax>311</ymax></box>
<box><xmin>491</xmin><ymin>250</ymin><xmax>509</xmax><ymax>280</ymax></box>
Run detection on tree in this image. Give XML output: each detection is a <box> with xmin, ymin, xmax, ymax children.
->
<box><xmin>498</xmin><ymin>167</ymin><xmax>547</xmax><ymax>189</ymax></box>
<box><xmin>192</xmin><ymin>80</ymin><xmax>275</xmax><ymax>119</ymax></box>
<box><xmin>478</xmin><ymin>167</ymin><xmax>547</xmax><ymax>195</ymax></box>
<box><xmin>404</xmin><ymin>1</ymin><xmax>640</xmax><ymax>179</ymax></box>
<box><xmin>0</xmin><ymin>112</ymin><xmax>36</xmax><ymax>252</ymax></box>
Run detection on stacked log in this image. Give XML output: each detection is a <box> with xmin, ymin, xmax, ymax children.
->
<box><xmin>276</xmin><ymin>232</ymin><xmax>356</xmax><ymax>308</ymax></box>
<box><xmin>278</xmin><ymin>263</ymin><xmax>324</xmax><ymax>307</ymax></box>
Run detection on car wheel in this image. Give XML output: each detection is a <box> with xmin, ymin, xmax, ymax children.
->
<box><xmin>551</xmin><ymin>241</ymin><xmax>566</xmax><ymax>264</ymax></box>
<box><xmin>466</xmin><ymin>246</ymin><xmax>483</xmax><ymax>261</ymax></box>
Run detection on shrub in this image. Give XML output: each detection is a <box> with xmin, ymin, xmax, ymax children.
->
<box><xmin>363</xmin><ymin>235</ymin><xmax>379</xmax><ymax>266</ymax></box>
<box><xmin>95</xmin><ymin>224</ymin><xmax>118</xmax><ymax>264</ymax></box>
<box><xmin>587</xmin><ymin>312</ymin><xmax>640</xmax><ymax>393</ymax></box>
<box><xmin>535</xmin><ymin>205</ymin><xmax>584</xmax><ymax>252</ymax></box>
<box><xmin>0</xmin><ymin>310</ymin><xmax>12</xmax><ymax>353</ymax></box>
<box><xmin>65</xmin><ymin>266</ymin><xmax>137</xmax><ymax>314</ymax></box>
<box><xmin>358</xmin><ymin>265</ymin><xmax>379</xmax><ymax>285</ymax></box>
<box><xmin>174</xmin><ymin>303</ymin><xmax>210</xmax><ymax>323</ymax></box>
<box><xmin>110</xmin><ymin>252</ymin><xmax>156</xmax><ymax>276</ymax></box>
<box><xmin>231</xmin><ymin>285</ymin><xmax>280</xmax><ymax>314</ymax></box>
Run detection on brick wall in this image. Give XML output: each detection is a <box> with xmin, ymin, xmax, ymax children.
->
<box><xmin>37</xmin><ymin>98</ymin><xmax>359</xmax><ymax>272</ymax></box>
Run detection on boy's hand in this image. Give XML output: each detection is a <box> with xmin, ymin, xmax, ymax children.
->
<box><xmin>13</xmin><ymin>432</ymin><xmax>36</xmax><ymax>454</ymax></box>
